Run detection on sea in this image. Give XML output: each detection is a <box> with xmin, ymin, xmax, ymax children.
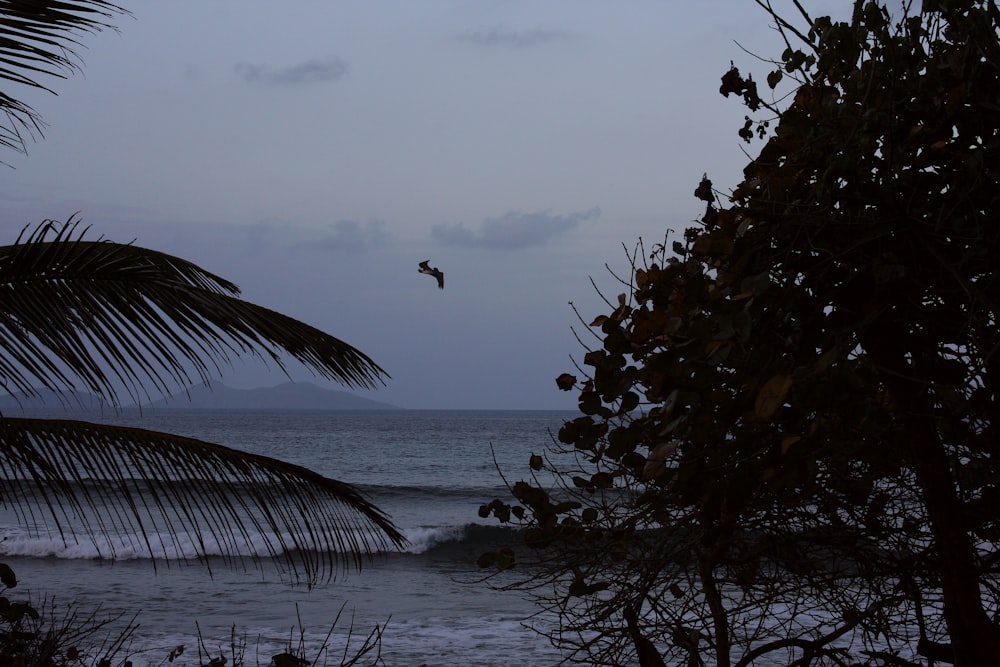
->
<box><xmin>0</xmin><ymin>409</ymin><xmax>577</xmax><ymax>667</ymax></box>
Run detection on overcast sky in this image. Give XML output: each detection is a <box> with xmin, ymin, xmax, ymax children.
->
<box><xmin>0</xmin><ymin>1</ymin><xmax>842</xmax><ymax>410</ymax></box>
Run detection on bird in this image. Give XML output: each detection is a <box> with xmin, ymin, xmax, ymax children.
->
<box><xmin>418</xmin><ymin>260</ymin><xmax>444</xmax><ymax>289</ymax></box>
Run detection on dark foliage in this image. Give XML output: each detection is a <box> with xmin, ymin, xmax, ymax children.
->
<box><xmin>482</xmin><ymin>2</ymin><xmax>1000</xmax><ymax>665</ymax></box>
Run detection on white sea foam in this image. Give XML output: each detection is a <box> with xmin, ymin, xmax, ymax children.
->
<box><xmin>0</xmin><ymin>525</ymin><xmax>406</xmax><ymax>560</ymax></box>
<box><xmin>400</xmin><ymin>524</ymin><xmax>466</xmax><ymax>554</ymax></box>
<box><xmin>0</xmin><ymin>529</ymin><xmax>304</xmax><ymax>560</ymax></box>
<box><xmin>10</xmin><ymin>409</ymin><xmax>855</xmax><ymax>666</ymax></box>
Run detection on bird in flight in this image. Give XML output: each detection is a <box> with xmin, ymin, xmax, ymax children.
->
<box><xmin>418</xmin><ymin>260</ymin><xmax>444</xmax><ymax>289</ymax></box>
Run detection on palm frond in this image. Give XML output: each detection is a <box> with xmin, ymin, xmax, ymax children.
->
<box><xmin>0</xmin><ymin>417</ymin><xmax>407</xmax><ymax>582</ymax></box>
<box><xmin>0</xmin><ymin>218</ymin><xmax>389</xmax><ymax>407</ymax></box>
<box><xmin>0</xmin><ymin>1</ymin><xmax>129</xmax><ymax>154</ymax></box>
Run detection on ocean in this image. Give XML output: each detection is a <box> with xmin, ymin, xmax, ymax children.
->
<box><xmin>0</xmin><ymin>409</ymin><xmax>576</xmax><ymax>667</ymax></box>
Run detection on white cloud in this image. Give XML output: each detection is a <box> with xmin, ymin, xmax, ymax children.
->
<box><xmin>310</xmin><ymin>220</ymin><xmax>389</xmax><ymax>253</ymax></box>
<box><xmin>432</xmin><ymin>207</ymin><xmax>600</xmax><ymax>250</ymax></box>
<box><xmin>456</xmin><ymin>26</ymin><xmax>571</xmax><ymax>48</ymax></box>
<box><xmin>235</xmin><ymin>57</ymin><xmax>349</xmax><ymax>85</ymax></box>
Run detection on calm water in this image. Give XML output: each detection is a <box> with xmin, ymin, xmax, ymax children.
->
<box><xmin>0</xmin><ymin>409</ymin><xmax>575</xmax><ymax>666</ymax></box>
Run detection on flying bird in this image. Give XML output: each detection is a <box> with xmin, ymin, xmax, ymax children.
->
<box><xmin>418</xmin><ymin>260</ymin><xmax>444</xmax><ymax>289</ymax></box>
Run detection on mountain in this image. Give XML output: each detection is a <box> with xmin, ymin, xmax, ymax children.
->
<box><xmin>147</xmin><ymin>381</ymin><xmax>400</xmax><ymax>411</ymax></box>
<box><xmin>0</xmin><ymin>388</ymin><xmax>109</xmax><ymax>413</ymax></box>
<box><xmin>0</xmin><ymin>382</ymin><xmax>400</xmax><ymax>413</ymax></box>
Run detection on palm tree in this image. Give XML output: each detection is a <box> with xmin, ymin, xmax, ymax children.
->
<box><xmin>0</xmin><ymin>2</ymin><xmax>406</xmax><ymax>583</ymax></box>
<box><xmin>0</xmin><ymin>0</ymin><xmax>125</xmax><ymax>155</ymax></box>
<box><xmin>0</xmin><ymin>219</ymin><xmax>407</xmax><ymax>581</ymax></box>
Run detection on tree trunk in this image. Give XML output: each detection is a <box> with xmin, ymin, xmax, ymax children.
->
<box><xmin>699</xmin><ymin>538</ymin><xmax>732</xmax><ymax>667</ymax></box>
<box><xmin>866</xmin><ymin>334</ymin><xmax>1000</xmax><ymax>665</ymax></box>
<box><xmin>904</xmin><ymin>416</ymin><xmax>1000</xmax><ymax>665</ymax></box>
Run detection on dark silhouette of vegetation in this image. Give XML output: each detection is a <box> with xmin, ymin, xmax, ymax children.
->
<box><xmin>0</xmin><ymin>218</ymin><xmax>406</xmax><ymax>583</ymax></box>
<box><xmin>482</xmin><ymin>1</ymin><xmax>1000</xmax><ymax>665</ymax></box>
<box><xmin>0</xmin><ymin>0</ymin><xmax>405</xmax><ymax>578</ymax></box>
<box><xmin>0</xmin><ymin>586</ymin><xmax>386</xmax><ymax>666</ymax></box>
<box><xmin>0</xmin><ymin>2</ymin><xmax>405</xmax><ymax>663</ymax></box>
<box><xmin>0</xmin><ymin>0</ymin><xmax>128</xmax><ymax>156</ymax></box>
<box><xmin>0</xmin><ymin>589</ymin><xmax>137</xmax><ymax>667</ymax></box>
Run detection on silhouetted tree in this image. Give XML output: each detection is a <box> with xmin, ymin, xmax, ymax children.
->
<box><xmin>0</xmin><ymin>1</ymin><xmax>125</xmax><ymax>155</ymax></box>
<box><xmin>0</xmin><ymin>3</ymin><xmax>405</xmax><ymax>664</ymax></box>
<box><xmin>482</xmin><ymin>1</ymin><xmax>1000</xmax><ymax>665</ymax></box>
<box><xmin>0</xmin><ymin>1</ymin><xmax>405</xmax><ymax>585</ymax></box>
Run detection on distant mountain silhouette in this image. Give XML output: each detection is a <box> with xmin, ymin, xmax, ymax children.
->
<box><xmin>0</xmin><ymin>388</ymin><xmax>110</xmax><ymax>413</ymax></box>
<box><xmin>147</xmin><ymin>381</ymin><xmax>399</xmax><ymax>411</ymax></box>
<box><xmin>0</xmin><ymin>382</ymin><xmax>399</xmax><ymax>413</ymax></box>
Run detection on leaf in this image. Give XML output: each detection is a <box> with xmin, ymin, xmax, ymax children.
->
<box><xmin>660</xmin><ymin>388</ymin><xmax>680</xmax><ymax>419</ymax></box>
<box><xmin>525</xmin><ymin>527</ymin><xmax>553</xmax><ymax>549</ymax></box>
<box><xmin>579</xmin><ymin>391</ymin><xmax>603</xmax><ymax>415</ymax></box>
<box><xmin>0</xmin><ymin>1</ymin><xmax>130</xmax><ymax>155</ymax></box>
<box><xmin>767</xmin><ymin>69</ymin><xmax>783</xmax><ymax>89</ymax></box>
<box><xmin>658</xmin><ymin>415</ymin><xmax>685</xmax><ymax>437</ymax></box>
<box><xmin>694</xmin><ymin>175</ymin><xmax>714</xmax><ymax>202</ymax></box>
<box><xmin>0</xmin><ymin>417</ymin><xmax>406</xmax><ymax>583</ymax></box>
<box><xmin>620</xmin><ymin>391</ymin><xmax>640</xmax><ymax>413</ymax></box>
<box><xmin>272</xmin><ymin>653</ymin><xmax>308</xmax><ymax>667</ymax></box>
<box><xmin>0</xmin><ymin>219</ymin><xmax>388</xmax><ymax>408</ymax></box>
<box><xmin>0</xmin><ymin>563</ymin><xmax>16</xmax><ymax>588</ymax></box>
<box><xmin>591</xmin><ymin>472</ymin><xmax>615</xmax><ymax>489</ymax></box>
<box><xmin>555</xmin><ymin>373</ymin><xmax>577</xmax><ymax>391</ymax></box>
<box><xmin>780</xmin><ymin>435</ymin><xmax>802</xmax><ymax>454</ymax></box>
<box><xmin>642</xmin><ymin>440</ymin><xmax>679</xmax><ymax>480</ymax></box>
<box><xmin>755</xmin><ymin>375</ymin><xmax>794</xmax><ymax>419</ymax></box>
<box><xmin>553</xmin><ymin>500</ymin><xmax>583</xmax><ymax>513</ymax></box>
<box><xmin>691</xmin><ymin>230</ymin><xmax>735</xmax><ymax>257</ymax></box>
<box><xmin>705</xmin><ymin>340</ymin><xmax>733</xmax><ymax>365</ymax></box>
<box><xmin>739</xmin><ymin>271</ymin><xmax>770</xmax><ymax>296</ymax></box>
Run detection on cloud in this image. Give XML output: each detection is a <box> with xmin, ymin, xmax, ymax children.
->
<box><xmin>311</xmin><ymin>220</ymin><xmax>389</xmax><ymax>253</ymax></box>
<box><xmin>432</xmin><ymin>207</ymin><xmax>599</xmax><ymax>250</ymax></box>
<box><xmin>235</xmin><ymin>57</ymin><xmax>349</xmax><ymax>85</ymax></box>
<box><xmin>457</xmin><ymin>26</ymin><xmax>571</xmax><ymax>48</ymax></box>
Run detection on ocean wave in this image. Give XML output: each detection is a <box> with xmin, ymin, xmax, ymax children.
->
<box><xmin>359</xmin><ymin>482</ymin><xmax>512</xmax><ymax>501</ymax></box>
<box><xmin>1</xmin><ymin>478</ymin><xmax>512</xmax><ymax>505</ymax></box>
<box><xmin>0</xmin><ymin>526</ymin><xmax>393</xmax><ymax>561</ymax></box>
<box><xmin>400</xmin><ymin>523</ymin><xmax>519</xmax><ymax>556</ymax></box>
<box><xmin>0</xmin><ymin>522</ymin><xmax>520</xmax><ymax>562</ymax></box>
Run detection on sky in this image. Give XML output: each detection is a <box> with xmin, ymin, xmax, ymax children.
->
<box><xmin>0</xmin><ymin>1</ymin><xmax>844</xmax><ymax>410</ymax></box>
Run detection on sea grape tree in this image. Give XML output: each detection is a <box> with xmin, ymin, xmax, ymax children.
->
<box><xmin>482</xmin><ymin>2</ymin><xmax>1000</xmax><ymax>665</ymax></box>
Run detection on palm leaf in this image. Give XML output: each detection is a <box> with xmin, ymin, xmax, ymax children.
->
<box><xmin>0</xmin><ymin>1</ymin><xmax>128</xmax><ymax>154</ymax></box>
<box><xmin>0</xmin><ymin>218</ymin><xmax>388</xmax><ymax>408</ymax></box>
<box><xmin>0</xmin><ymin>416</ymin><xmax>407</xmax><ymax>581</ymax></box>
<box><xmin>0</xmin><ymin>7</ymin><xmax>406</xmax><ymax>586</ymax></box>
